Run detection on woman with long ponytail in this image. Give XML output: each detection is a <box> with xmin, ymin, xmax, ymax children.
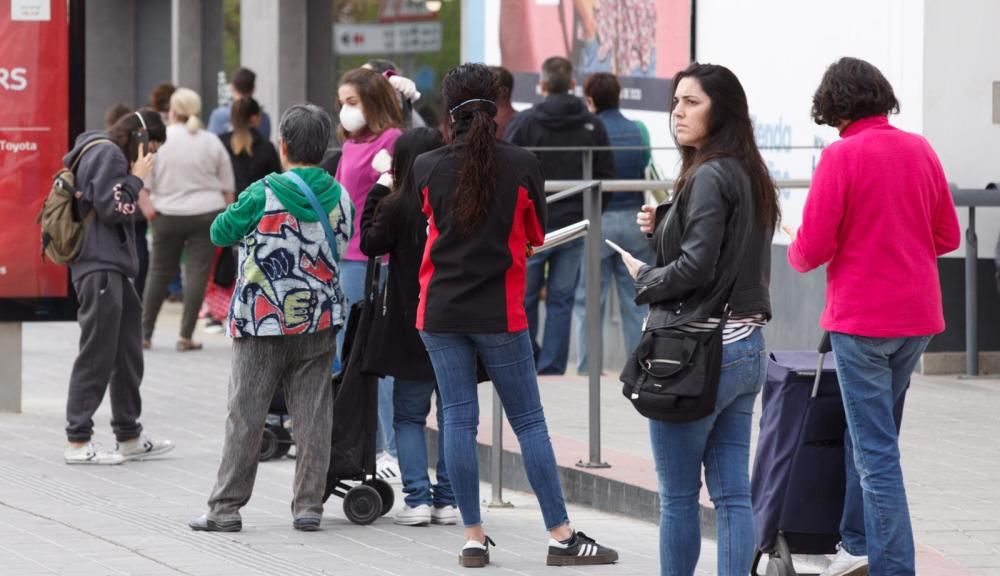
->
<box><xmin>201</xmin><ymin>97</ymin><xmax>282</xmax><ymax>330</ymax></box>
<box><xmin>413</xmin><ymin>63</ymin><xmax>619</xmax><ymax>569</ymax></box>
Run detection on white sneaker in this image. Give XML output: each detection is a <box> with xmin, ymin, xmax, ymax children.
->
<box><xmin>116</xmin><ymin>435</ymin><xmax>175</xmax><ymax>461</ymax></box>
<box><xmin>375</xmin><ymin>453</ymin><xmax>402</xmax><ymax>484</ymax></box>
<box><xmin>65</xmin><ymin>442</ymin><xmax>124</xmax><ymax>465</ymax></box>
<box><xmin>395</xmin><ymin>504</ymin><xmax>432</xmax><ymax>526</ymax></box>
<box><xmin>820</xmin><ymin>546</ymin><xmax>869</xmax><ymax>576</ymax></box>
<box><xmin>431</xmin><ymin>504</ymin><xmax>458</xmax><ymax>525</ymax></box>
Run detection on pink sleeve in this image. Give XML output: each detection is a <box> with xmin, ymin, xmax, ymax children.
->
<box><xmin>930</xmin><ymin>157</ymin><xmax>961</xmax><ymax>255</ymax></box>
<box><xmin>383</xmin><ymin>128</ymin><xmax>402</xmax><ymax>153</ymax></box>
<box><xmin>788</xmin><ymin>147</ymin><xmax>847</xmax><ymax>272</ymax></box>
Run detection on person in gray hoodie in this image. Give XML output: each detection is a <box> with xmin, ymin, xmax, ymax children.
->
<box><xmin>63</xmin><ymin>109</ymin><xmax>175</xmax><ymax>465</ymax></box>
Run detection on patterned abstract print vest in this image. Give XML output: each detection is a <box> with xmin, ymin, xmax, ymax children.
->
<box><xmin>228</xmin><ymin>181</ymin><xmax>347</xmax><ymax>337</ymax></box>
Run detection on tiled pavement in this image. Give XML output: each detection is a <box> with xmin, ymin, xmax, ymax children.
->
<box><xmin>6</xmin><ymin>305</ymin><xmax>1000</xmax><ymax>574</ymax></box>
<box><xmin>0</xmin><ymin>308</ymin><xmax>716</xmax><ymax>576</ymax></box>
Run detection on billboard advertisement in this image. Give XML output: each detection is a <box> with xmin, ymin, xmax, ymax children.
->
<box><xmin>0</xmin><ymin>0</ymin><xmax>78</xmax><ymax>320</ymax></box>
<box><xmin>499</xmin><ymin>0</ymin><xmax>692</xmax><ymax>112</ymax></box>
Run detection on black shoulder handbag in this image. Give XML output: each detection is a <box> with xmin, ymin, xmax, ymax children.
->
<box><xmin>620</xmin><ymin>200</ymin><xmax>747</xmax><ymax>423</ymax></box>
<box><xmin>620</xmin><ymin>301</ymin><xmax>734</xmax><ymax>423</ymax></box>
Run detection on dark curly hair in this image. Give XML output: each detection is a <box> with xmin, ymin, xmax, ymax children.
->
<box><xmin>811</xmin><ymin>57</ymin><xmax>899</xmax><ymax>127</ymax></box>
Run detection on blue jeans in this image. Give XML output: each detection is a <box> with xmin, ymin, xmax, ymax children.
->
<box><xmin>574</xmin><ymin>207</ymin><xmax>654</xmax><ymax>372</ymax></box>
<box><xmin>525</xmin><ymin>237</ymin><xmax>584</xmax><ymax>375</ymax></box>
<box><xmin>831</xmin><ymin>333</ymin><xmax>929</xmax><ymax>576</ymax></box>
<box><xmin>394</xmin><ymin>379</ymin><xmax>454</xmax><ymax>508</ymax></box>
<box><xmin>337</xmin><ymin>259</ymin><xmax>396</xmax><ymax>458</ymax></box>
<box><xmin>649</xmin><ymin>329</ymin><xmax>767</xmax><ymax>576</ymax></box>
<box><xmin>419</xmin><ymin>330</ymin><xmax>569</xmax><ymax>530</ymax></box>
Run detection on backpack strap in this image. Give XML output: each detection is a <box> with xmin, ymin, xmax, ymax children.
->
<box><xmin>69</xmin><ymin>138</ymin><xmax>115</xmax><ymax>175</ymax></box>
<box><xmin>280</xmin><ymin>170</ymin><xmax>340</xmax><ymax>258</ymax></box>
<box><xmin>66</xmin><ymin>138</ymin><xmax>115</xmax><ymax>226</ymax></box>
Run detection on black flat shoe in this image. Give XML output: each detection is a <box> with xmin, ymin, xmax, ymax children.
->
<box><xmin>293</xmin><ymin>517</ymin><xmax>321</xmax><ymax>531</ymax></box>
<box><xmin>189</xmin><ymin>513</ymin><xmax>242</xmax><ymax>532</ymax></box>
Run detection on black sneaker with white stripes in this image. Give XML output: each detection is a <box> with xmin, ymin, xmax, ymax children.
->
<box><xmin>459</xmin><ymin>535</ymin><xmax>495</xmax><ymax>568</ymax></box>
<box><xmin>546</xmin><ymin>531</ymin><xmax>619</xmax><ymax>566</ymax></box>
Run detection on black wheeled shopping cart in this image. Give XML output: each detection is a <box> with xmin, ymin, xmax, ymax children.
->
<box><xmin>322</xmin><ymin>257</ymin><xmax>395</xmax><ymax>525</ymax></box>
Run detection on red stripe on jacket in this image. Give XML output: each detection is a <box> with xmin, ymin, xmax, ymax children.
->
<box><xmin>416</xmin><ymin>185</ymin><xmax>437</xmax><ymax>331</ymax></box>
<box><xmin>505</xmin><ymin>186</ymin><xmax>545</xmax><ymax>331</ymax></box>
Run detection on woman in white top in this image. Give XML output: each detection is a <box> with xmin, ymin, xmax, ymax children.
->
<box><xmin>141</xmin><ymin>87</ymin><xmax>236</xmax><ymax>351</ymax></box>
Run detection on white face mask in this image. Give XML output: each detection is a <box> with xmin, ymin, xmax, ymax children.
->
<box><xmin>339</xmin><ymin>104</ymin><xmax>367</xmax><ymax>133</ymax></box>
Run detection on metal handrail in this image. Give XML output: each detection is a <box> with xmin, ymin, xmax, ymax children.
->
<box><xmin>546</xmin><ymin>180</ymin><xmax>599</xmax><ymax>204</ymax></box>
<box><xmin>523</xmin><ymin>145</ymin><xmax>824</xmax><ymax>152</ymax></box>
<box><xmin>949</xmin><ymin>184</ymin><xmax>1000</xmax><ymax>376</ymax></box>
<box><xmin>545</xmin><ymin>179</ymin><xmax>813</xmax><ymax>192</ymax></box>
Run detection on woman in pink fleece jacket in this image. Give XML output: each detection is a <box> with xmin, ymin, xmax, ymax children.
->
<box><xmin>787</xmin><ymin>58</ymin><xmax>960</xmax><ymax>576</ymax></box>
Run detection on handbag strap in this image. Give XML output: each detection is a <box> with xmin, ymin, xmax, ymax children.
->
<box><xmin>278</xmin><ymin>170</ymin><xmax>338</xmax><ymax>257</ymax></box>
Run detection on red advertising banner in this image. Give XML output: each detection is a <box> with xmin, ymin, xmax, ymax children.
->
<box><xmin>0</xmin><ymin>0</ymin><xmax>70</xmax><ymax>299</ymax></box>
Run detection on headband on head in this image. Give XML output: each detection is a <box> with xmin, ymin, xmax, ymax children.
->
<box><xmin>134</xmin><ymin>111</ymin><xmax>148</xmax><ymax>130</ymax></box>
<box><xmin>449</xmin><ymin>98</ymin><xmax>497</xmax><ymax>116</ymax></box>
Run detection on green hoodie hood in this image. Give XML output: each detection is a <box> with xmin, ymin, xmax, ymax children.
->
<box><xmin>267</xmin><ymin>167</ymin><xmax>342</xmax><ymax>222</ymax></box>
<box><xmin>210</xmin><ymin>166</ymin><xmax>352</xmax><ymax>248</ymax></box>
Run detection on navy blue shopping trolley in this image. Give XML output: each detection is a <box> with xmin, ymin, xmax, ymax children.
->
<box><xmin>750</xmin><ymin>335</ymin><xmax>844</xmax><ymax>576</ymax></box>
<box><xmin>750</xmin><ymin>335</ymin><xmax>906</xmax><ymax>576</ymax></box>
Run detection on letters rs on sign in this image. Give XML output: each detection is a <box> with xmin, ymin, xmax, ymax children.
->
<box><xmin>0</xmin><ymin>68</ymin><xmax>28</xmax><ymax>91</ymax></box>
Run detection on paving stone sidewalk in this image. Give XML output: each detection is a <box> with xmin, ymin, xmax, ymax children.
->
<box><xmin>0</xmin><ymin>310</ymin><xmax>720</xmax><ymax>576</ymax></box>
<box><xmin>516</xmin><ymin>366</ymin><xmax>1000</xmax><ymax>575</ymax></box>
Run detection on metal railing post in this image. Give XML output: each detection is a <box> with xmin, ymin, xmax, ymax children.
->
<box><xmin>488</xmin><ymin>389</ymin><xmax>512</xmax><ymax>507</ymax></box>
<box><xmin>965</xmin><ymin>206</ymin><xmax>979</xmax><ymax>376</ymax></box>
<box><xmin>578</xmin><ymin>148</ymin><xmax>608</xmax><ymax>468</ymax></box>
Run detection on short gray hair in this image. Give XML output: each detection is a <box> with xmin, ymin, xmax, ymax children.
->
<box><xmin>541</xmin><ymin>56</ymin><xmax>573</xmax><ymax>94</ymax></box>
<box><xmin>279</xmin><ymin>103</ymin><xmax>331</xmax><ymax>165</ymax></box>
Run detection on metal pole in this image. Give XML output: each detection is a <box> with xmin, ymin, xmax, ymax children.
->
<box><xmin>965</xmin><ymin>206</ymin><xmax>979</xmax><ymax>376</ymax></box>
<box><xmin>578</xmin><ymin>148</ymin><xmax>608</xmax><ymax>468</ymax></box>
<box><xmin>488</xmin><ymin>389</ymin><xmax>512</xmax><ymax>507</ymax></box>
<box><xmin>0</xmin><ymin>323</ymin><xmax>22</xmax><ymax>413</ymax></box>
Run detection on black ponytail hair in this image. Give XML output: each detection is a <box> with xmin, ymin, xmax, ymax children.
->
<box><xmin>442</xmin><ymin>63</ymin><xmax>499</xmax><ymax>234</ymax></box>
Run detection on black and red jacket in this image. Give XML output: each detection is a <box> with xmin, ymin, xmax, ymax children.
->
<box><xmin>414</xmin><ymin>136</ymin><xmax>546</xmax><ymax>333</ymax></box>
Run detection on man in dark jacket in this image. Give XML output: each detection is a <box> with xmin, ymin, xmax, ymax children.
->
<box><xmin>506</xmin><ymin>56</ymin><xmax>614</xmax><ymax>375</ymax></box>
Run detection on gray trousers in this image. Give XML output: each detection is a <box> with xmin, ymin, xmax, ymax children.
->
<box><xmin>207</xmin><ymin>329</ymin><xmax>337</xmax><ymax>521</ymax></box>
<box><xmin>142</xmin><ymin>212</ymin><xmax>218</xmax><ymax>341</ymax></box>
<box><xmin>67</xmin><ymin>270</ymin><xmax>144</xmax><ymax>442</ymax></box>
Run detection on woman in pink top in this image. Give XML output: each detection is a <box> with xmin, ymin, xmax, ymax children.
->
<box><xmin>786</xmin><ymin>58</ymin><xmax>960</xmax><ymax>576</ymax></box>
<box><xmin>334</xmin><ymin>68</ymin><xmax>403</xmax><ymax>476</ymax></box>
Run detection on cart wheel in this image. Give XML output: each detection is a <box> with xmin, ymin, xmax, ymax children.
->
<box><xmin>371</xmin><ymin>479</ymin><xmax>395</xmax><ymax>516</ymax></box>
<box><xmin>259</xmin><ymin>428</ymin><xmax>279</xmax><ymax>461</ymax></box>
<box><xmin>343</xmin><ymin>485</ymin><xmax>382</xmax><ymax>525</ymax></box>
<box><xmin>273</xmin><ymin>426</ymin><xmax>293</xmax><ymax>459</ymax></box>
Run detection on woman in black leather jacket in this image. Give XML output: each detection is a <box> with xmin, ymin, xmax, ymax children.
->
<box><xmin>622</xmin><ymin>63</ymin><xmax>779</xmax><ymax>576</ymax></box>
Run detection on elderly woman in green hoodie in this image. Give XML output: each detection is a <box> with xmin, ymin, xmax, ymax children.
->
<box><xmin>189</xmin><ymin>103</ymin><xmax>353</xmax><ymax>533</ymax></box>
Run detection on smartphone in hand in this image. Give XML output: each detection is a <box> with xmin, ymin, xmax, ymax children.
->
<box><xmin>129</xmin><ymin>128</ymin><xmax>150</xmax><ymax>162</ymax></box>
<box><xmin>605</xmin><ymin>239</ymin><xmax>631</xmax><ymax>257</ymax></box>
